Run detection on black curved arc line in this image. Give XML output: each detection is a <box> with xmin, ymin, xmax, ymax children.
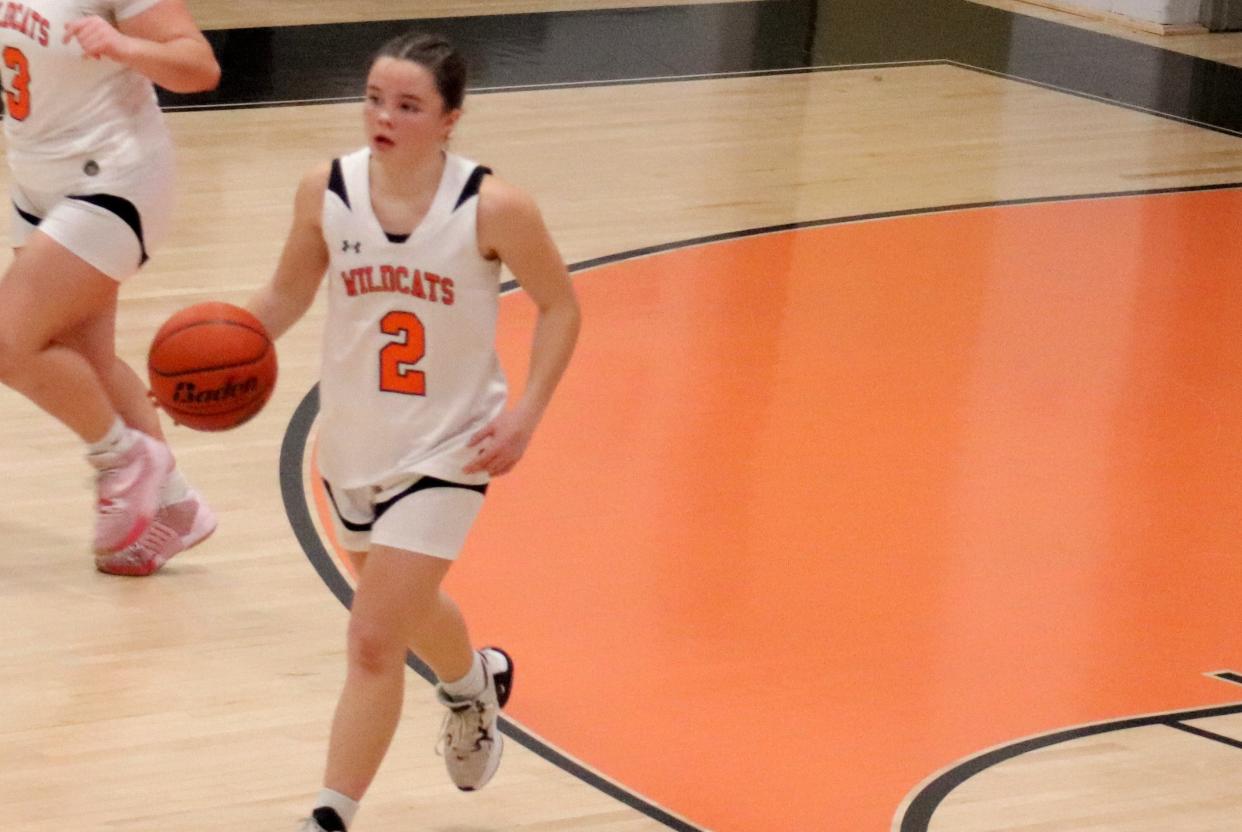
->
<box><xmin>278</xmin><ymin>385</ymin><xmax>705</xmax><ymax>832</ymax></box>
<box><xmin>279</xmin><ymin>385</ymin><xmax>357</xmax><ymax>609</ymax></box>
<box><xmin>896</xmin><ymin>701</ymin><xmax>1242</xmax><ymax>832</ymax></box>
<box><xmin>494</xmin><ymin>180</ymin><xmax>1242</xmax><ymax>294</ymax></box>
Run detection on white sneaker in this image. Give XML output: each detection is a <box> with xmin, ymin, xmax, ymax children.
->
<box><xmin>89</xmin><ymin>433</ymin><xmax>173</xmax><ymax>555</ymax></box>
<box><xmin>436</xmin><ymin>647</ymin><xmax>514</xmax><ymax>791</ymax></box>
<box><xmin>96</xmin><ymin>487</ymin><xmax>217</xmax><ymax>576</ymax></box>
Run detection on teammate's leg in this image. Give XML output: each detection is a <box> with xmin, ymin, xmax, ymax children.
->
<box><xmin>0</xmin><ymin>234</ymin><xmax>124</xmax><ymax>440</ymax></box>
<box><xmin>0</xmin><ymin>231</ymin><xmax>170</xmax><ymax>553</ymax></box>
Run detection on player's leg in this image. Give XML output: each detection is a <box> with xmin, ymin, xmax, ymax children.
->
<box><xmin>299</xmin><ymin>486</ymin><xmax>378</xmax><ymax>832</ymax></box>
<box><xmin>302</xmin><ymin>481</ymin><xmax>508</xmax><ymax>831</ymax></box>
<box><xmin>324</xmin><ymin>547</ymin><xmax>459</xmax><ymax>797</ymax></box>
<box><xmin>371</xmin><ymin>483</ymin><xmax>512</xmax><ymax>792</ymax></box>
<box><xmin>302</xmin><ymin>545</ymin><xmax>461</xmax><ymax>831</ymax></box>
<box><xmin>0</xmin><ymin>229</ymin><xmax>171</xmax><ymax>553</ymax></box>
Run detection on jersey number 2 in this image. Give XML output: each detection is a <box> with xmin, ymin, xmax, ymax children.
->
<box><xmin>3</xmin><ymin>47</ymin><xmax>30</xmax><ymax>122</ymax></box>
<box><xmin>379</xmin><ymin>310</ymin><xmax>426</xmax><ymax>395</ymax></box>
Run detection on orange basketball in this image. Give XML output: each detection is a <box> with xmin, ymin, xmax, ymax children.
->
<box><xmin>148</xmin><ymin>302</ymin><xmax>277</xmax><ymax>432</ymax></box>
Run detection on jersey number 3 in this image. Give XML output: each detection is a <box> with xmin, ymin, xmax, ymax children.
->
<box><xmin>379</xmin><ymin>310</ymin><xmax>426</xmax><ymax>395</ymax></box>
<box><xmin>3</xmin><ymin>47</ymin><xmax>30</xmax><ymax>122</ymax></box>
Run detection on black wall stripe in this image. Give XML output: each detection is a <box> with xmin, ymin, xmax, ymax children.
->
<box><xmin>160</xmin><ymin>0</ymin><xmax>1242</xmax><ymax>138</ymax></box>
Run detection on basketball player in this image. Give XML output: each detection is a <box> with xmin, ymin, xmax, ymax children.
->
<box><xmin>0</xmin><ymin>1</ymin><xmax>220</xmax><ymax>575</ymax></box>
<box><xmin>246</xmin><ymin>32</ymin><xmax>580</xmax><ymax>832</ymax></box>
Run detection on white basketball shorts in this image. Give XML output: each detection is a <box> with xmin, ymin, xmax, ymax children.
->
<box><xmin>8</xmin><ymin>140</ymin><xmax>175</xmax><ymax>281</ymax></box>
<box><xmin>324</xmin><ymin>474</ymin><xmax>488</xmax><ymax>560</ymax></box>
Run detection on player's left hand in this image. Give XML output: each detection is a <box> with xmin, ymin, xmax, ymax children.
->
<box><xmin>463</xmin><ymin>408</ymin><xmax>538</xmax><ymax>476</ymax></box>
<box><xmin>64</xmin><ymin>16</ymin><xmax>134</xmax><ymax>62</ymax></box>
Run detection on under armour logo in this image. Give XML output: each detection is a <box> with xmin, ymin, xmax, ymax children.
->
<box><xmin>342</xmin><ymin>240</ymin><xmax>361</xmax><ymax>253</ymax></box>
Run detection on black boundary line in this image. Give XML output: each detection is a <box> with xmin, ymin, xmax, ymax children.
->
<box><xmin>943</xmin><ymin>59</ymin><xmax>1242</xmax><ymax>139</ymax></box>
<box><xmin>1167</xmin><ymin>721</ymin><xmax>1242</xmax><ymax>751</ymax></box>
<box><xmin>161</xmin><ymin>60</ymin><xmax>945</xmax><ymax>112</ymax></box>
<box><xmin>278</xmin><ymin>387</ymin><xmax>704</xmax><ymax>832</ymax></box>
<box><xmin>282</xmin><ymin>181</ymin><xmax>1242</xmax><ymax>831</ymax></box>
<box><xmin>895</xmin><ymin>701</ymin><xmax>1242</xmax><ymax>832</ymax></box>
<box><xmin>1213</xmin><ymin>671</ymin><xmax>1242</xmax><ymax>686</ymax></box>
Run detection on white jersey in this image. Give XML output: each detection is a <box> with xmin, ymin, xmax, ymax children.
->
<box><xmin>317</xmin><ymin>148</ymin><xmax>508</xmax><ymax>488</ymax></box>
<box><xmin>1</xmin><ymin>0</ymin><xmax>169</xmax><ymax>178</ymax></box>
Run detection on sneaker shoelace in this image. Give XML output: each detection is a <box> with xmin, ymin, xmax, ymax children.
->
<box><xmin>437</xmin><ymin>699</ymin><xmax>495</xmax><ymax>756</ymax></box>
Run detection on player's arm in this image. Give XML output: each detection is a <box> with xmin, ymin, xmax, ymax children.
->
<box><xmin>64</xmin><ymin>0</ymin><xmax>219</xmax><ymax>93</ymax></box>
<box><xmin>464</xmin><ymin>177</ymin><xmax>581</xmax><ymax>476</ymax></box>
<box><xmin>247</xmin><ymin>165</ymin><xmax>332</xmax><ymax>341</ymax></box>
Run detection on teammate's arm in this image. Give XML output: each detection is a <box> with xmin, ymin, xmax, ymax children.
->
<box><xmin>464</xmin><ymin>177</ymin><xmax>580</xmax><ymax>476</ymax></box>
<box><xmin>247</xmin><ymin>165</ymin><xmax>332</xmax><ymax>341</ymax></box>
<box><xmin>63</xmin><ymin>0</ymin><xmax>219</xmax><ymax>93</ymax></box>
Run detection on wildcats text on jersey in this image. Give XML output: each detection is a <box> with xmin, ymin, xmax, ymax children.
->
<box><xmin>339</xmin><ymin>264</ymin><xmax>456</xmax><ymax>306</ymax></box>
<box><xmin>1</xmin><ymin>3</ymin><xmax>49</xmax><ymax>46</ymax></box>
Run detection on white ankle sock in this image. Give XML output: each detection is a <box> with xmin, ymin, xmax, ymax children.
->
<box><xmin>86</xmin><ymin>418</ymin><xmax>135</xmax><ymax>456</ymax></box>
<box><xmin>314</xmin><ymin>788</ymin><xmax>359</xmax><ymax>830</ymax></box>
<box><xmin>159</xmin><ymin>467</ymin><xmax>189</xmax><ymax>505</ymax></box>
<box><xmin>439</xmin><ymin>651</ymin><xmax>485</xmax><ymax>701</ymax></box>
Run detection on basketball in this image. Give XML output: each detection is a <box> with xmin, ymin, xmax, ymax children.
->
<box><xmin>148</xmin><ymin>302</ymin><xmax>277</xmax><ymax>432</ymax></box>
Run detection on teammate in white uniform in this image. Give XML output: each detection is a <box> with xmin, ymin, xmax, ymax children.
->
<box><xmin>0</xmin><ymin>0</ymin><xmax>220</xmax><ymax>575</ymax></box>
<box><xmin>246</xmin><ymin>32</ymin><xmax>580</xmax><ymax>832</ymax></box>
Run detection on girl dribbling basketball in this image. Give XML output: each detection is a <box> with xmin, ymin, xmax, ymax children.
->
<box><xmin>245</xmin><ymin>31</ymin><xmax>580</xmax><ymax>832</ymax></box>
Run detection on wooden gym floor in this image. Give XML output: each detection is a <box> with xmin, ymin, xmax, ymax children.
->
<box><xmin>2</xmin><ymin>2</ymin><xmax>1241</xmax><ymax>830</ymax></box>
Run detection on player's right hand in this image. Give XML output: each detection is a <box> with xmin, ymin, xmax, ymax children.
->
<box><xmin>64</xmin><ymin>16</ymin><xmax>133</xmax><ymax>62</ymax></box>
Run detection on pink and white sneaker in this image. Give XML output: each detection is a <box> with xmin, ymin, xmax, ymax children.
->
<box><xmin>89</xmin><ymin>433</ymin><xmax>174</xmax><ymax>555</ymax></box>
<box><xmin>96</xmin><ymin>488</ymin><xmax>217</xmax><ymax>576</ymax></box>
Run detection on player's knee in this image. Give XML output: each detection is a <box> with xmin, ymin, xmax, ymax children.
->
<box><xmin>346</xmin><ymin>615</ymin><xmax>405</xmax><ymax>675</ymax></box>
